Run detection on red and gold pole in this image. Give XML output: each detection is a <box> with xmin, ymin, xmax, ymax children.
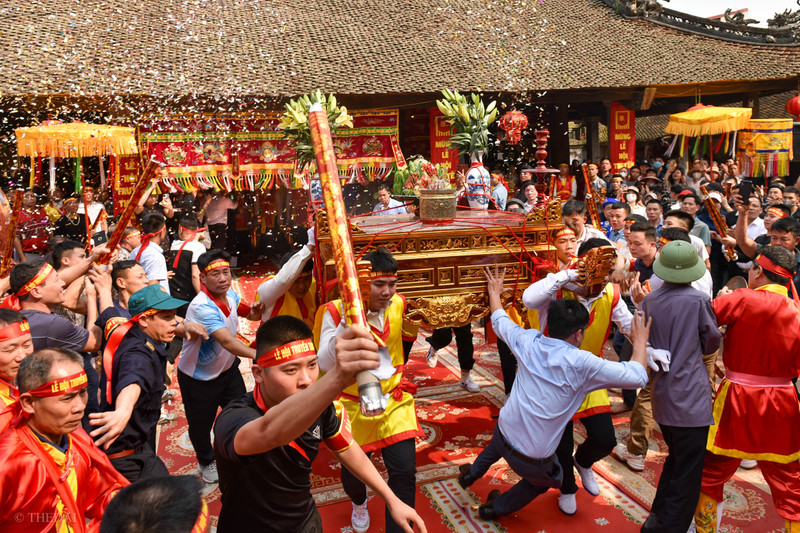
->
<box><xmin>98</xmin><ymin>159</ymin><xmax>161</xmax><ymax>265</ymax></box>
<box><xmin>308</xmin><ymin>102</ymin><xmax>386</xmax><ymax>417</ymax></box>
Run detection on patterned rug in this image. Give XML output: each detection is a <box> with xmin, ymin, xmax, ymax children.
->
<box><xmin>155</xmin><ymin>267</ymin><xmax>785</xmax><ymax>532</ymax></box>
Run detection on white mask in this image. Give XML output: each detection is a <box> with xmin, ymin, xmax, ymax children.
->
<box><xmin>626</xmin><ymin>194</ymin><xmax>637</xmax><ymax>202</ymax></box>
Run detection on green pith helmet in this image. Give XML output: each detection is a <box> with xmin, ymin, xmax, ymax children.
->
<box><xmin>653</xmin><ymin>240</ymin><xmax>705</xmax><ymax>284</ymax></box>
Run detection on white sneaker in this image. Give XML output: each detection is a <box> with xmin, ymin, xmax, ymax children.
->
<box><xmin>198</xmin><ymin>461</ymin><xmax>219</xmax><ymax>484</ymax></box>
<box><xmin>575</xmin><ymin>460</ymin><xmax>600</xmax><ymax>496</ymax></box>
<box><xmin>740</xmin><ymin>459</ymin><xmax>758</xmax><ymax>469</ymax></box>
<box><xmin>558</xmin><ymin>493</ymin><xmax>577</xmax><ymax>515</ymax></box>
<box><xmin>351</xmin><ymin>501</ymin><xmax>370</xmax><ymax>533</ymax></box>
<box><xmin>461</xmin><ymin>373</ymin><xmax>480</xmax><ymax>392</ymax></box>
<box><xmin>613</xmin><ymin>442</ymin><xmax>646</xmax><ymax>471</ymax></box>
<box><xmin>426</xmin><ymin>346</ymin><xmax>438</xmax><ymax>368</ymax></box>
<box><xmin>161</xmin><ymin>388</ymin><xmax>178</xmax><ymax>403</ymax></box>
<box><xmin>158</xmin><ymin>409</ymin><xmax>177</xmax><ymax>425</ymax></box>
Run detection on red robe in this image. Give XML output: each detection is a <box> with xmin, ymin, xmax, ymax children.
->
<box><xmin>0</xmin><ymin>424</ymin><xmax>129</xmax><ymax>532</ymax></box>
<box><xmin>554</xmin><ymin>174</ymin><xmax>575</xmax><ymax>202</ymax></box>
<box><xmin>709</xmin><ymin>284</ymin><xmax>800</xmax><ymax>461</ymax></box>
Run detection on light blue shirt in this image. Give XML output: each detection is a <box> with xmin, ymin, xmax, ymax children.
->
<box><xmin>373</xmin><ymin>198</ymin><xmax>406</xmax><ymax>216</ymax></box>
<box><xmin>129</xmin><ymin>242</ymin><xmax>170</xmax><ymax>294</ymax></box>
<box><xmin>492</xmin><ymin>310</ymin><xmax>647</xmax><ymax>459</ymax></box>
<box><xmin>492</xmin><ymin>184</ymin><xmax>508</xmax><ymax>210</ymax></box>
<box><xmin>606</xmin><ymin>227</ymin><xmax>626</xmax><ymax>243</ymax></box>
<box><xmin>179</xmin><ymin>289</ymin><xmax>242</xmax><ymax>381</ymax></box>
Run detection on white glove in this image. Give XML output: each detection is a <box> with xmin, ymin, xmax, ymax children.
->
<box><xmin>307</xmin><ymin>225</ymin><xmax>316</xmax><ymax>248</ymax></box>
<box><xmin>646</xmin><ymin>346</ymin><xmax>671</xmax><ymax>373</ymax></box>
<box><xmin>565</xmin><ymin>269</ymin><xmax>581</xmax><ymax>282</ymax></box>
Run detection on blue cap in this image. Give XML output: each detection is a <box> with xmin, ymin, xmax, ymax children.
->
<box><xmin>128</xmin><ymin>285</ymin><xmax>187</xmax><ymax>317</ymax></box>
<box><xmin>602</xmin><ymin>198</ymin><xmax>618</xmax><ymax>208</ymax></box>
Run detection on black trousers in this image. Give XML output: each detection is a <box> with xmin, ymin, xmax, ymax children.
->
<box><xmin>497</xmin><ymin>339</ymin><xmax>517</xmax><ymax>395</ymax></box>
<box><xmin>341</xmin><ymin>438</ymin><xmax>416</xmax><ymax>533</ymax></box>
<box><xmin>110</xmin><ymin>442</ymin><xmax>170</xmax><ymax>483</ymax></box>
<box><xmin>614</xmin><ymin>295</ymin><xmax>638</xmax><ymax>407</ymax></box>
<box><xmin>208</xmin><ymin>223</ymin><xmax>228</xmax><ymax>251</ymax></box>
<box><xmin>426</xmin><ymin>324</ymin><xmax>474</xmax><ymax>371</ymax></box>
<box><xmin>641</xmin><ymin>424</ymin><xmax>708</xmax><ymax>533</ymax></box>
<box><xmin>177</xmin><ymin>363</ymin><xmax>246</xmax><ymax>466</ymax></box>
<box><xmin>556</xmin><ymin>412</ymin><xmax>616</xmax><ymax>494</ymax></box>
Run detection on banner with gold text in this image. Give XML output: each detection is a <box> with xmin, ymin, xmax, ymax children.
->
<box><xmin>429</xmin><ymin>108</ymin><xmax>459</xmax><ymax>179</ymax></box>
<box><xmin>610</xmin><ymin>102</ymin><xmax>636</xmax><ymax>171</ymax></box>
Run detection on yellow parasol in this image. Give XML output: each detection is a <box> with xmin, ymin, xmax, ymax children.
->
<box><xmin>664</xmin><ymin>104</ymin><xmax>752</xmax><ymax>137</ymax></box>
<box><xmin>15</xmin><ymin>122</ymin><xmax>137</xmax><ymax>158</ymax></box>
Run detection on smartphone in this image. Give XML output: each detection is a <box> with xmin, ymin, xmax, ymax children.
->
<box><xmin>92</xmin><ymin>231</ymin><xmax>108</xmax><ymax>245</ymax></box>
<box><xmin>739</xmin><ymin>179</ymin><xmax>753</xmax><ymax>203</ymax></box>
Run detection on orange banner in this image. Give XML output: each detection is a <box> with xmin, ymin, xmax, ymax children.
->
<box><xmin>429</xmin><ymin>108</ymin><xmax>459</xmax><ymax>179</ymax></box>
<box><xmin>610</xmin><ymin>102</ymin><xmax>636</xmax><ymax>171</ymax></box>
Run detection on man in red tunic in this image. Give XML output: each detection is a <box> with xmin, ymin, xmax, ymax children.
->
<box><xmin>694</xmin><ymin>246</ymin><xmax>800</xmax><ymax>533</ymax></box>
<box><xmin>554</xmin><ymin>163</ymin><xmax>577</xmax><ymax>203</ymax></box>
<box><xmin>0</xmin><ymin>348</ymin><xmax>128</xmax><ymax>532</ymax></box>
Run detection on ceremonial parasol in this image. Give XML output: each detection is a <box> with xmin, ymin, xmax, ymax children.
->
<box><xmin>664</xmin><ymin>104</ymin><xmax>752</xmax><ymax>159</ymax></box>
<box><xmin>14</xmin><ymin>122</ymin><xmax>137</xmax><ymax>159</ymax></box>
<box><xmin>14</xmin><ymin>122</ymin><xmax>138</xmax><ymax>244</ymax></box>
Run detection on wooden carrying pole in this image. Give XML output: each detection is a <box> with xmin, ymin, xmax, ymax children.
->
<box><xmin>98</xmin><ymin>159</ymin><xmax>161</xmax><ymax>265</ymax></box>
<box><xmin>308</xmin><ymin>102</ymin><xmax>386</xmax><ymax>417</ymax></box>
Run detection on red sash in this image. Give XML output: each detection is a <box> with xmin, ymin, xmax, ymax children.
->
<box><xmin>17</xmin><ymin>426</ymin><xmax>84</xmax><ymax>533</ymax></box>
<box><xmin>201</xmin><ymin>286</ymin><xmax>250</xmax><ymax>318</ymax></box>
<box><xmin>252</xmin><ymin>385</ymin><xmax>309</xmax><ymax>461</ymax></box>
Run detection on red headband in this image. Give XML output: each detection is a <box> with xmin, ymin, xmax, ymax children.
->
<box><xmin>0</xmin><ymin>263</ymin><xmax>55</xmax><ymax>311</ymax></box>
<box><xmin>756</xmin><ymin>254</ymin><xmax>799</xmax><ymax>303</ymax></box>
<box><xmin>202</xmin><ymin>259</ymin><xmax>230</xmax><ymax>273</ymax></box>
<box><xmin>553</xmin><ymin>227</ymin><xmax>576</xmax><ymax>240</ymax></box>
<box><xmin>256</xmin><ymin>339</ymin><xmax>316</xmax><ymax>367</ymax></box>
<box><xmin>370</xmin><ymin>271</ymin><xmax>397</xmax><ymax>281</ymax></box>
<box><xmin>767</xmin><ymin>207</ymin><xmax>789</xmax><ymax>219</ymax></box>
<box><xmin>25</xmin><ymin>370</ymin><xmax>88</xmax><ymax>398</ymax></box>
<box><xmin>0</xmin><ymin>320</ymin><xmax>30</xmax><ymax>342</ymax></box>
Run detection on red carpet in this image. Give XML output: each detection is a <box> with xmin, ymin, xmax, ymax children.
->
<box><xmin>154</xmin><ymin>266</ymin><xmax>787</xmax><ymax>531</ymax></box>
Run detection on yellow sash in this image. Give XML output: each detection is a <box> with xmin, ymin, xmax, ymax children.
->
<box><xmin>313</xmin><ymin>294</ymin><xmax>421</xmax><ymax>451</ymax></box>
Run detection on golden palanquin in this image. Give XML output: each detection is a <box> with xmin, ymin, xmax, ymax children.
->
<box><xmin>315</xmin><ymin>202</ymin><xmax>563</xmax><ymax>329</ymax></box>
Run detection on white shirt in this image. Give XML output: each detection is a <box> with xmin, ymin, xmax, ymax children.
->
<box><xmin>522</xmin><ymin>270</ymin><xmax>633</xmax><ymax>336</ymax></box>
<box><xmin>317</xmin><ymin>301</ymin><xmax>397</xmax><ymax>381</ymax></box>
<box><xmin>575</xmin><ymin>225</ymin><xmax>612</xmax><ymax>247</ymax></box>
<box><xmin>129</xmin><ymin>242</ymin><xmax>170</xmax><ymax>294</ymax></box>
<box><xmin>179</xmin><ymin>289</ymin><xmax>241</xmax><ymax>381</ymax></box>
<box><xmin>169</xmin><ymin>239</ymin><xmax>206</xmax><ymax>264</ymax></box>
<box><xmin>256</xmin><ymin>246</ymin><xmax>312</xmax><ymax>321</ymax></box>
<box><xmin>77</xmin><ymin>201</ymin><xmax>106</xmax><ymax>226</ymax></box>
<box><xmin>493</xmin><ymin>309</ymin><xmax>647</xmax><ymax>458</ymax></box>
<box><xmin>689</xmin><ymin>235</ymin><xmax>709</xmax><ymax>263</ymax></box>
<box><xmin>733</xmin><ymin>216</ymin><xmax>766</xmax><ymax>269</ymax></box>
<box><xmin>373</xmin><ymin>198</ymin><xmax>406</xmax><ymax>216</ymax></box>
<box><xmin>646</xmin><ymin>269</ymin><xmax>713</xmax><ymax>299</ymax></box>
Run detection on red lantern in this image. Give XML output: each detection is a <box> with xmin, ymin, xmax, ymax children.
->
<box><xmin>499</xmin><ymin>110</ymin><xmax>528</xmax><ymax>145</ymax></box>
<box><xmin>785</xmin><ymin>95</ymin><xmax>800</xmax><ymax>121</ymax></box>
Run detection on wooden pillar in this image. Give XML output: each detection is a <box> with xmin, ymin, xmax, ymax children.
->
<box><xmin>586</xmin><ymin>117</ymin><xmax>601</xmax><ymax>162</ymax></box>
<box><xmin>744</xmin><ymin>93</ymin><xmax>760</xmax><ymax>119</ymax></box>
<box><xmin>548</xmin><ymin>104</ymin><xmax>570</xmax><ymax>165</ymax></box>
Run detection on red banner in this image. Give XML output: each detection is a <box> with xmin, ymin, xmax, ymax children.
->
<box><xmin>112</xmin><ymin>155</ymin><xmax>142</xmax><ymax>217</ymax></box>
<box><xmin>610</xmin><ymin>102</ymin><xmax>636</xmax><ymax>171</ymax></box>
<box><xmin>429</xmin><ymin>108</ymin><xmax>459</xmax><ymax>179</ymax></box>
<box><xmin>139</xmin><ymin>110</ymin><xmax>405</xmax><ymax>191</ymax></box>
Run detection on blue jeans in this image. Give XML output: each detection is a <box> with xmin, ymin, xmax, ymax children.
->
<box><xmin>468</xmin><ymin>424</ymin><xmax>563</xmax><ymax>517</ymax></box>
